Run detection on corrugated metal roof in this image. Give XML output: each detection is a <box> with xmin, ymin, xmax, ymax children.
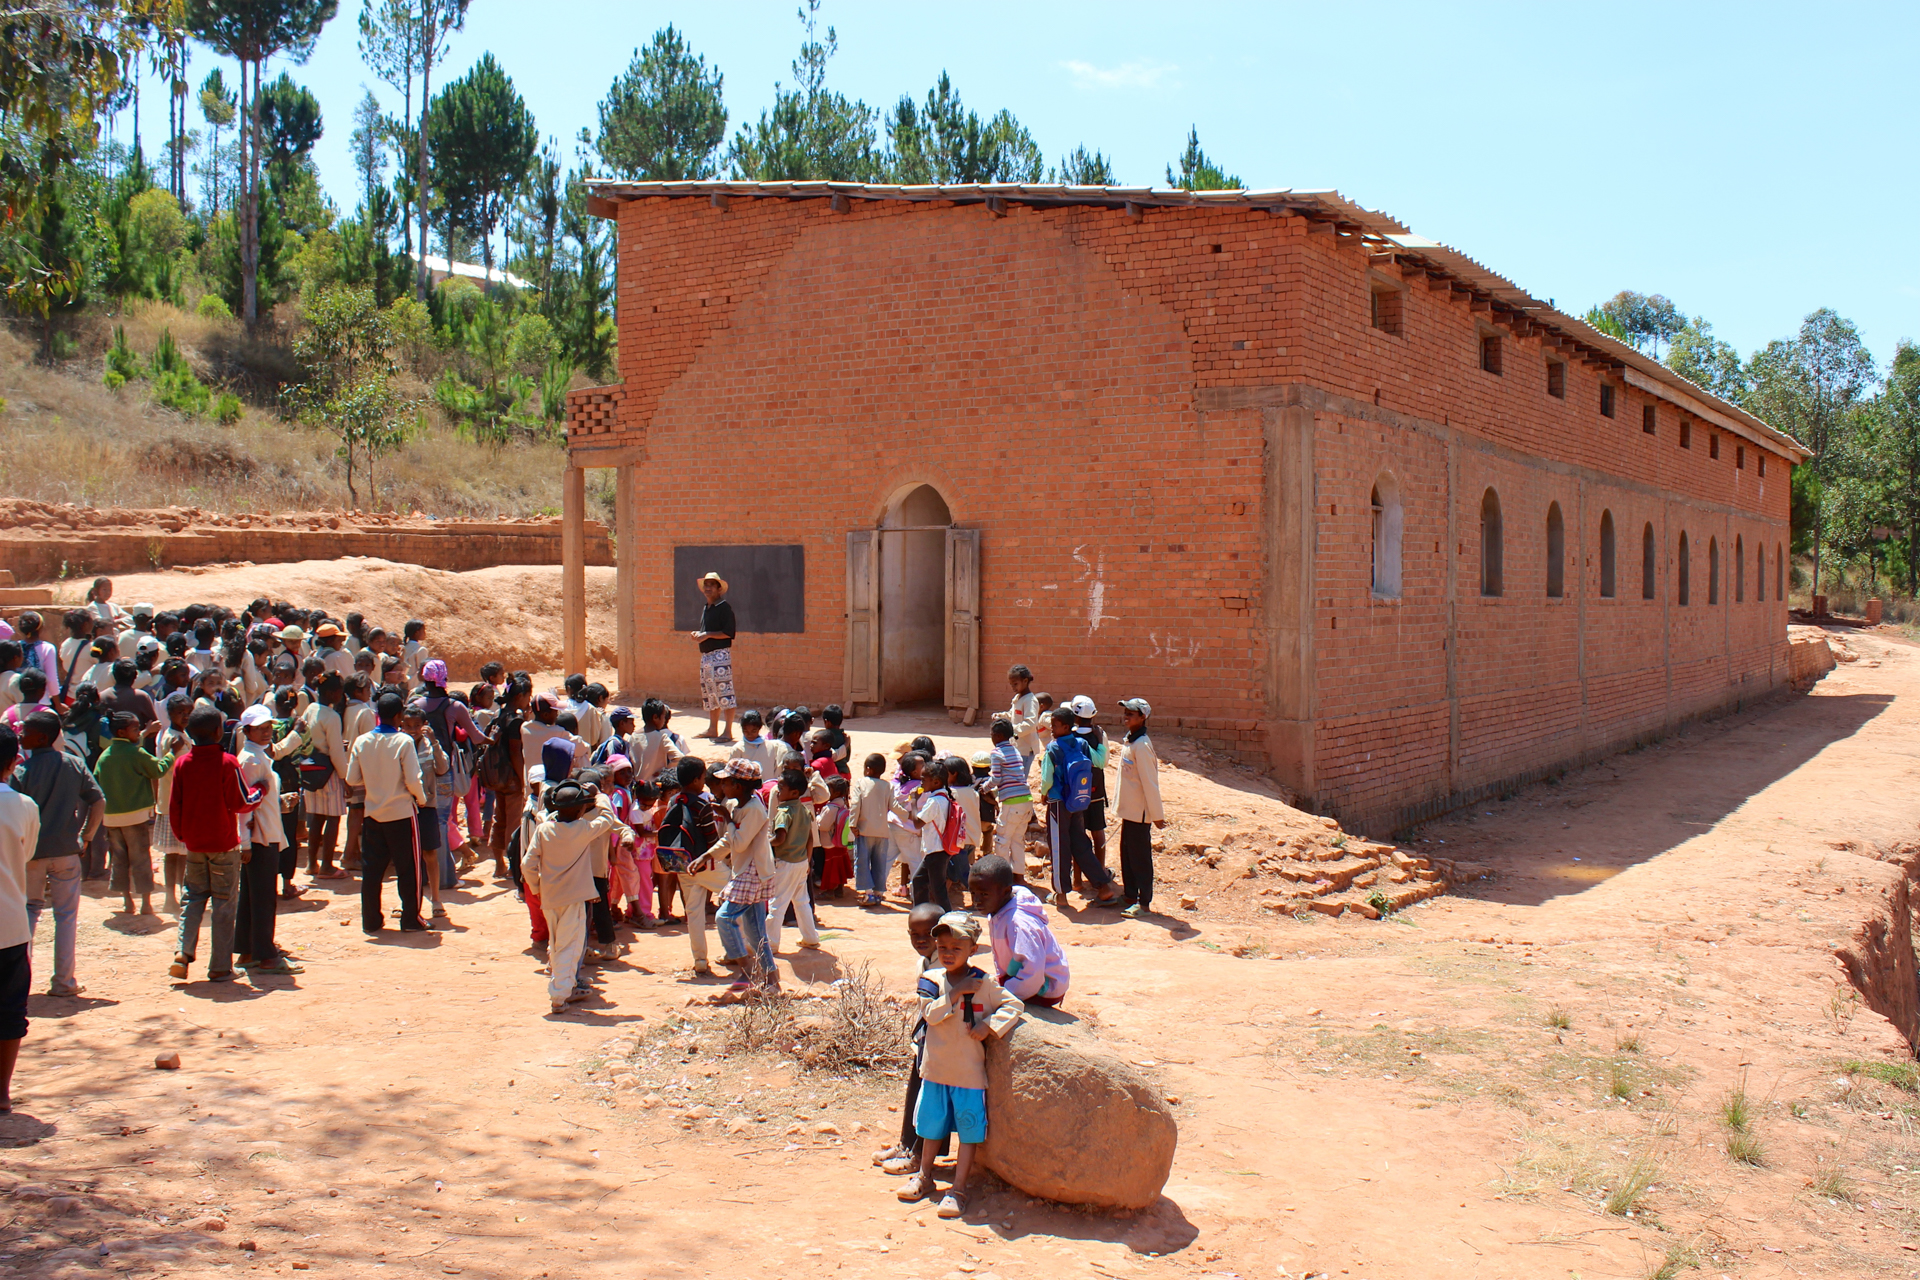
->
<box><xmin>586</xmin><ymin>179</ymin><xmax>1806</xmax><ymax>461</ymax></box>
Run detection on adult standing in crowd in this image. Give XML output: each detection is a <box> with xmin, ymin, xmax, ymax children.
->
<box><xmin>692</xmin><ymin>572</ymin><xmax>737</xmax><ymax>743</ymax></box>
<box><xmin>16</xmin><ymin>709</ymin><xmax>103</xmax><ymax>997</ymax></box>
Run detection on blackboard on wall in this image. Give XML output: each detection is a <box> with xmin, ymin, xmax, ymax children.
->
<box><xmin>673</xmin><ymin>545</ymin><xmax>806</xmax><ymax>633</ymax></box>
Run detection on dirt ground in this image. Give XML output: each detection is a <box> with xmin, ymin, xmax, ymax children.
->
<box><xmin>6</xmin><ymin>563</ymin><xmax>1920</xmax><ymax>1280</ymax></box>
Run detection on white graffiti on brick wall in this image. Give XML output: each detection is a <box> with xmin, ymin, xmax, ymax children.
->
<box><xmin>1074</xmin><ymin>544</ymin><xmax>1118</xmax><ymax>635</ymax></box>
<box><xmin>1148</xmin><ymin>632</ymin><xmax>1202</xmax><ymax>665</ymax></box>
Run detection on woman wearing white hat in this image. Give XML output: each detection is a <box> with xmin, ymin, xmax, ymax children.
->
<box><xmin>692</xmin><ymin>572</ymin><xmax>737</xmax><ymax>742</ymax></box>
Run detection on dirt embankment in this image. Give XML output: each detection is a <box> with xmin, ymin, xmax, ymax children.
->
<box><xmin>0</xmin><ymin>500</ymin><xmax>610</xmax><ymax>583</ymax></box>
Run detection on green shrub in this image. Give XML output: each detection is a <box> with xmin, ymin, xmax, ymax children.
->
<box><xmin>153</xmin><ymin>366</ymin><xmax>210</xmax><ymax>415</ymax></box>
<box><xmin>195</xmin><ymin>293</ymin><xmax>233</xmax><ymax>320</ymax></box>
<box><xmin>104</xmin><ymin>370</ymin><xmax>126</xmax><ymax>392</ymax></box>
<box><xmin>50</xmin><ymin>332</ymin><xmax>77</xmax><ymax>360</ymax></box>
<box><xmin>149</xmin><ymin>329</ymin><xmax>210</xmax><ymax>416</ymax></box>
<box><xmin>105</xmin><ymin>325</ymin><xmax>141</xmax><ymax>383</ymax></box>
<box><xmin>212</xmin><ymin>392</ymin><xmax>243</xmax><ymax>425</ymax></box>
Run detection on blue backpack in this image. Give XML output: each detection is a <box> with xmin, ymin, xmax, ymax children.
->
<box><xmin>1053</xmin><ymin>735</ymin><xmax>1093</xmax><ymax>813</ymax></box>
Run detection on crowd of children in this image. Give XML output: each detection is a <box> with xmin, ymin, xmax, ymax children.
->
<box><xmin>0</xmin><ymin>576</ymin><xmax>1171</xmax><ymax>1208</ymax></box>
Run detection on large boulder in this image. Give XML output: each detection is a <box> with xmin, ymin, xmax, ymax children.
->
<box><xmin>980</xmin><ymin>1008</ymin><xmax>1177</xmax><ymax>1210</ymax></box>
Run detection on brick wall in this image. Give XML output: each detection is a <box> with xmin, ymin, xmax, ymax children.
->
<box><xmin>578</xmin><ymin>194</ymin><xmax>1793</xmax><ymax>833</ymax></box>
<box><xmin>0</xmin><ymin>521</ymin><xmax>612</xmax><ymax>584</ymax></box>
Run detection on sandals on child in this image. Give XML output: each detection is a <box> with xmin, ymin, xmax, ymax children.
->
<box><xmin>935</xmin><ymin>1191</ymin><xmax>967</xmax><ymax>1219</ymax></box>
<box><xmin>895</xmin><ymin>1173</ymin><xmax>935</xmax><ymax>1203</ymax></box>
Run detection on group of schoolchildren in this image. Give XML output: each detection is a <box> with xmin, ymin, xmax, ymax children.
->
<box><xmin>0</xmin><ymin>578</ymin><xmax>1174</xmax><ymax>1216</ymax></box>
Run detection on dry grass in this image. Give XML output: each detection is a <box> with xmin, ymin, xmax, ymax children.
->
<box><xmin>724</xmin><ymin>960</ymin><xmax>916</xmax><ymax>1075</ymax></box>
<box><xmin>1726</xmin><ymin>1130</ymin><xmax>1767</xmax><ymax>1166</ymax></box>
<box><xmin>1</xmin><ymin>309</ymin><xmax>575</xmax><ymax>519</ymax></box>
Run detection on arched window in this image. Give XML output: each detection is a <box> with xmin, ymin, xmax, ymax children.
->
<box><xmin>1757</xmin><ymin>540</ymin><xmax>1766</xmax><ymax>602</ymax></box>
<box><xmin>1479</xmin><ymin>488</ymin><xmax>1504</xmax><ymax>597</ymax></box>
<box><xmin>1777</xmin><ymin>542</ymin><xmax>1784</xmax><ymax>601</ymax></box>
<box><xmin>1735</xmin><ymin>536</ymin><xmax>1744</xmax><ymax>602</ymax></box>
<box><xmin>1599</xmin><ymin>510</ymin><xmax>1616</xmax><ymax>598</ymax></box>
<box><xmin>1642</xmin><ymin>523</ymin><xmax>1657</xmax><ymax>600</ymax></box>
<box><xmin>1545</xmin><ymin>501</ymin><xmax>1565</xmax><ymax>598</ymax></box>
<box><xmin>1370</xmin><ymin>473</ymin><xmax>1403</xmax><ymax>598</ymax></box>
<box><xmin>1678</xmin><ymin>532</ymin><xmax>1691</xmax><ymax>606</ymax></box>
<box><xmin>1708</xmin><ymin>537</ymin><xmax>1720</xmax><ymax>605</ymax></box>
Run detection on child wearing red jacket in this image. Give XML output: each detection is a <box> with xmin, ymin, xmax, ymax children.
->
<box><xmin>168</xmin><ymin>705</ymin><xmax>260</xmax><ymax>984</ymax></box>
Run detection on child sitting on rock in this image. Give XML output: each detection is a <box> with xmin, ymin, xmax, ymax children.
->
<box><xmin>896</xmin><ymin>910</ymin><xmax>1023</xmax><ymax>1219</ymax></box>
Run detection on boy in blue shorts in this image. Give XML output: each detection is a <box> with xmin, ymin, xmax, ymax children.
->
<box><xmin>897</xmin><ymin>910</ymin><xmax>1023</xmax><ymax>1218</ymax></box>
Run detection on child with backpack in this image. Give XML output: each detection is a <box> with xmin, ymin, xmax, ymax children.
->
<box><xmin>1038</xmin><ymin>709</ymin><xmax>1119</xmax><ymax>907</ymax></box>
<box><xmin>911</xmin><ymin>758</ymin><xmax>966</xmax><ymax>912</ymax></box>
<box><xmin>817</xmin><ymin>774</ymin><xmax>853</xmax><ymax>897</ymax></box>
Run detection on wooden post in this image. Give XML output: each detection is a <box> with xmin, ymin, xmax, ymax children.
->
<box><xmin>562</xmin><ymin>462</ymin><xmax>586</xmax><ymax>676</ymax></box>
<box><xmin>616</xmin><ymin>462</ymin><xmax>640</xmax><ymax>694</ymax></box>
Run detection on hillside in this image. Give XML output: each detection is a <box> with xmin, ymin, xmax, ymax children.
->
<box><xmin>0</xmin><ymin>301</ymin><xmax>581</xmax><ymax>519</ymax></box>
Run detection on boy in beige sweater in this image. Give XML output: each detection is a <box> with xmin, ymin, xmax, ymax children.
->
<box><xmin>895</xmin><ymin>910</ymin><xmax>1023</xmax><ymax>1219</ymax></box>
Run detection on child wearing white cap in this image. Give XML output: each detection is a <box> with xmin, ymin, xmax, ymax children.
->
<box><xmin>1114</xmin><ymin>698</ymin><xmax>1167</xmax><ymax>917</ymax></box>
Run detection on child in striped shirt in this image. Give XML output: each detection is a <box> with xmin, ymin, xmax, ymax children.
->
<box><xmin>987</xmin><ymin>720</ymin><xmax>1032</xmax><ymax>870</ymax></box>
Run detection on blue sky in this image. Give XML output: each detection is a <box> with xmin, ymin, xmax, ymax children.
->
<box><xmin>125</xmin><ymin>0</ymin><xmax>1918</xmax><ymax>364</ymax></box>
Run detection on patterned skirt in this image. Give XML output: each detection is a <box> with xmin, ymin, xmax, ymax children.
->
<box><xmin>152</xmin><ymin>810</ymin><xmax>185</xmax><ymax>856</ymax></box>
<box><xmin>304</xmin><ymin>771</ymin><xmax>347</xmax><ymax>818</ymax></box>
<box><xmin>699</xmin><ymin>648</ymin><xmax>736</xmax><ymax>711</ymax></box>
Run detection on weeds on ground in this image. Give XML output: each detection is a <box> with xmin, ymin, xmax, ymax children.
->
<box><xmin>1646</xmin><ymin>1238</ymin><xmax>1702</xmax><ymax>1280</ymax></box>
<box><xmin>1721</xmin><ymin>1075</ymin><xmax>1752</xmax><ymax>1132</ymax></box>
<box><xmin>1546</xmin><ymin>1007</ymin><xmax>1573</xmax><ymax>1030</ymax></box>
<box><xmin>1616</xmin><ymin>1031</ymin><xmax>1644</xmax><ymax>1053</ymax></box>
<box><xmin>1605</xmin><ymin>1153</ymin><xmax>1659</xmax><ymax>1216</ymax></box>
<box><xmin>1840</xmin><ymin>1059</ymin><xmax>1920</xmax><ymax>1092</ymax></box>
<box><xmin>1810</xmin><ymin>1167</ymin><xmax>1855</xmax><ymax>1203</ymax></box>
<box><xmin>1607</xmin><ymin>1057</ymin><xmax>1637</xmax><ymax>1101</ymax></box>
<box><xmin>1726</xmin><ymin>1131</ymin><xmax>1766</xmax><ymax>1166</ymax></box>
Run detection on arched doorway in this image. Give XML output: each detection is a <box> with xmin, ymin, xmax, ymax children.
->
<box><xmin>879</xmin><ymin>484</ymin><xmax>951</xmax><ymax>705</ymax></box>
<box><xmin>844</xmin><ymin>483</ymin><xmax>979</xmax><ymax>717</ymax></box>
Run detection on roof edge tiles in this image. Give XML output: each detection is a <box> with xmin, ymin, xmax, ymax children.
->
<box><xmin>585</xmin><ymin>179</ymin><xmax>1807</xmax><ymax>462</ymax></box>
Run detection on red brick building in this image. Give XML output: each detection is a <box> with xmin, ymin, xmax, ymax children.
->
<box><xmin>560</xmin><ymin>182</ymin><xmax>1805</xmax><ymax>835</ymax></box>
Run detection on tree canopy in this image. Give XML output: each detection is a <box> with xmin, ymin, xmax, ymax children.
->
<box><xmin>428</xmin><ymin>51</ymin><xmax>536</xmax><ymax>277</ymax></box>
<box><xmin>594</xmin><ymin>26</ymin><xmax>728</xmax><ymax>181</ymax></box>
<box><xmin>1166</xmin><ymin>127</ymin><xmax>1240</xmax><ymax>190</ymax></box>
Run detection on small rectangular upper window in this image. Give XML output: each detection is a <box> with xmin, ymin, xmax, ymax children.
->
<box><xmin>1370</xmin><ymin>283</ymin><xmax>1403</xmax><ymax>336</ymax></box>
<box><xmin>1680</xmin><ymin>420</ymin><xmax>1692</xmax><ymax>449</ymax></box>
<box><xmin>1758</xmin><ymin>453</ymin><xmax>1767</xmax><ymax>477</ymax></box>
<box><xmin>1546</xmin><ymin>361</ymin><xmax>1566</xmax><ymax>399</ymax></box>
<box><xmin>1643</xmin><ymin>404</ymin><xmax>1656</xmax><ymax>435</ymax></box>
<box><xmin>1709</xmin><ymin>434</ymin><xmax>1720</xmax><ymax>460</ymax></box>
<box><xmin>1599</xmin><ymin>384</ymin><xmax>1616</xmax><ymax>418</ymax></box>
<box><xmin>1481</xmin><ymin>335</ymin><xmax>1502</xmax><ymax>375</ymax></box>
<box><xmin>1737</xmin><ymin>444</ymin><xmax>1746</xmax><ymax>470</ymax></box>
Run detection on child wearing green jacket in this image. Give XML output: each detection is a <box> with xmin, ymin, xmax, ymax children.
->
<box><xmin>94</xmin><ymin>711</ymin><xmax>172</xmax><ymax>915</ymax></box>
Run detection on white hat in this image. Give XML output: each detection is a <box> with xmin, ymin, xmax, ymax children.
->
<box><xmin>239</xmin><ymin>704</ymin><xmax>274</xmax><ymax>729</ymax></box>
<box><xmin>1068</xmin><ymin>694</ymin><xmax>1098</xmax><ymax>719</ymax></box>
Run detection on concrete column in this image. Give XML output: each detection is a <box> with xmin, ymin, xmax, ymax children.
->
<box><xmin>562</xmin><ymin>463</ymin><xmax>586</xmax><ymax>676</ymax></box>
<box><xmin>616</xmin><ymin>462</ymin><xmax>640</xmax><ymax>694</ymax></box>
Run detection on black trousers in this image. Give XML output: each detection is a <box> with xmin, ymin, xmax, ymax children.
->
<box><xmin>235</xmin><ymin>842</ymin><xmax>280</xmax><ymax>961</ymax></box>
<box><xmin>1119</xmin><ymin>820</ymin><xmax>1155</xmax><ymax>910</ymax></box>
<box><xmin>590</xmin><ymin>875</ymin><xmax>616</xmax><ymax>945</ymax></box>
<box><xmin>278</xmin><ymin>809</ymin><xmax>302</xmax><ymax>882</ymax></box>
<box><xmin>1048</xmin><ymin>801</ymin><xmax>1112</xmax><ymax>897</ymax></box>
<box><xmin>360</xmin><ymin>816</ymin><xmax>423</xmax><ymax>931</ymax></box>
<box><xmin>912</xmin><ymin>850</ymin><xmax>952</xmax><ymax>911</ymax></box>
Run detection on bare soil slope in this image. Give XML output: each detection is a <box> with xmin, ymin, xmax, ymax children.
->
<box><xmin>5</xmin><ymin>561</ymin><xmax>1918</xmax><ymax>1278</ymax></box>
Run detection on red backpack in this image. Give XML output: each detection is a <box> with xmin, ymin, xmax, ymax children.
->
<box><xmin>937</xmin><ymin>789</ymin><xmax>967</xmax><ymax>854</ymax></box>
